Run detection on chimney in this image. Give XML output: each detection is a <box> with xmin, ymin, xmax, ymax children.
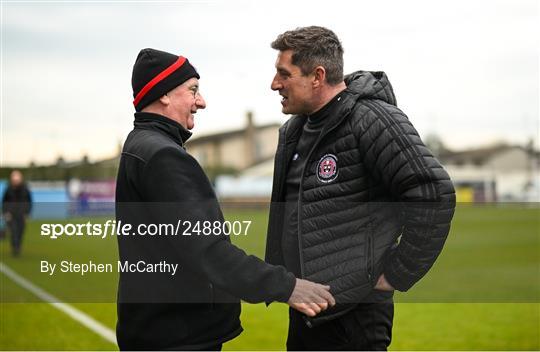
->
<box><xmin>245</xmin><ymin>111</ymin><xmax>256</xmax><ymax>166</ymax></box>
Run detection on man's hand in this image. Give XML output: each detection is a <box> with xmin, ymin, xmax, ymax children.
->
<box><xmin>287</xmin><ymin>278</ymin><xmax>336</xmax><ymax>317</ymax></box>
<box><xmin>374</xmin><ymin>274</ymin><xmax>395</xmax><ymax>291</ymax></box>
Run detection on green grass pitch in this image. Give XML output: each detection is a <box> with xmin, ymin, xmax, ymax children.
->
<box><xmin>0</xmin><ymin>204</ymin><xmax>538</xmax><ymax>350</ymax></box>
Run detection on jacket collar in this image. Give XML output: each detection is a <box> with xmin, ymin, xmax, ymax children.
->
<box><xmin>133</xmin><ymin>112</ymin><xmax>192</xmax><ymax>146</ymax></box>
<box><xmin>282</xmin><ymin>89</ymin><xmax>357</xmax><ymax>143</ymax></box>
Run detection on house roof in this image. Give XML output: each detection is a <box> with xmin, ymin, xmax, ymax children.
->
<box><xmin>186</xmin><ymin>123</ymin><xmax>280</xmax><ymax>146</ymax></box>
<box><xmin>439</xmin><ymin>144</ymin><xmax>539</xmax><ymax>165</ymax></box>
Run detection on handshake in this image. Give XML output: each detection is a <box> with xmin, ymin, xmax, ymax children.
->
<box><xmin>287</xmin><ymin>278</ymin><xmax>336</xmax><ymax>317</ymax></box>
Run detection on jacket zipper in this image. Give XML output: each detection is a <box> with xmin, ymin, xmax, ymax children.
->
<box><xmin>366</xmin><ymin>234</ymin><xmax>374</xmax><ymax>285</ymax></box>
<box><xmin>268</xmin><ymin>128</ymin><xmax>292</xmax><ymax>267</ymax></box>
<box><xmin>274</xmin><ymin>129</ymin><xmax>288</xmax><ymax>203</ymax></box>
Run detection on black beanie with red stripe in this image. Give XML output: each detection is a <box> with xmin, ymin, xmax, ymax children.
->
<box><xmin>131</xmin><ymin>48</ymin><xmax>200</xmax><ymax>112</ymax></box>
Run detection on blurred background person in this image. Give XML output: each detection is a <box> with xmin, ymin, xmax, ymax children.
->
<box><xmin>2</xmin><ymin>170</ymin><xmax>32</xmax><ymax>257</ymax></box>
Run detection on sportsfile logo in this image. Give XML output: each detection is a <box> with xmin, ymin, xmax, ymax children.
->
<box><xmin>40</xmin><ymin>220</ymin><xmax>252</xmax><ymax>239</ymax></box>
<box><xmin>41</xmin><ymin>220</ymin><xmax>131</xmax><ymax>239</ymax></box>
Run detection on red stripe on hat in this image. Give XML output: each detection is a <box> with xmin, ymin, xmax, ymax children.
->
<box><xmin>133</xmin><ymin>56</ymin><xmax>187</xmax><ymax>107</ymax></box>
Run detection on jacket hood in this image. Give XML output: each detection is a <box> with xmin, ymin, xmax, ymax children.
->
<box><xmin>344</xmin><ymin>70</ymin><xmax>397</xmax><ymax>107</ymax></box>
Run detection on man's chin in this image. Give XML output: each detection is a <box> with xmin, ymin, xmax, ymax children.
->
<box><xmin>281</xmin><ymin>107</ymin><xmax>293</xmax><ymax>115</ymax></box>
<box><xmin>187</xmin><ymin>117</ymin><xmax>195</xmax><ymax>130</ymax></box>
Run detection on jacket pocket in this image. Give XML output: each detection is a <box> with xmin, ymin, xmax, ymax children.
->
<box><xmin>365</xmin><ymin>234</ymin><xmax>375</xmax><ymax>286</ymax></box>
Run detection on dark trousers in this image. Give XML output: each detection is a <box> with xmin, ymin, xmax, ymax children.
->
<box><xmin>188</xmin><ymin>343</ymin><xmax>222</xmax><ymax>351</ymax></box>
<box><xmin>7</xmin><ymin>216</ymin><xmax>25</xmax><ymax>255</ymax></box>
<box><xmin>287</xmin><ymin>301</ymin><xmax>394</xmax><ymax>351</ymax></box>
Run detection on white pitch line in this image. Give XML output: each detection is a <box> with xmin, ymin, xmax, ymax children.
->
<box><xmin>0</xmin><ymin>261</ymin><xmax>117</xmax><ymax>346</ymax></box>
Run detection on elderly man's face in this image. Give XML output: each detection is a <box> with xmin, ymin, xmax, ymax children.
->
<box><xmin>271</xmin><ymin>50</ymin><xmax>316</xmax><ymax>115</ymax></box>
<box><xmin>165</xmin><ymin>78</ymin><xmax>206</xmax><ymax>130</ymax></box>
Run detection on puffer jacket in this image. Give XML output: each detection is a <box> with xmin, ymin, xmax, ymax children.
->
<box><xmin>265</xmin><ymin>71</ymin><xmax>456</xmax><ymax>326</ymax></box>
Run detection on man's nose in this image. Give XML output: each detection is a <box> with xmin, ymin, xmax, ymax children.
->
<box><xmin>271</xmin><ymin>75</ymin><xmax>282</xmax><ymax>91</ymax></box>
<box><xmin>196</xmin><ymin>94</ymin><xmax>206</xmax><ymax>109</ymax></box>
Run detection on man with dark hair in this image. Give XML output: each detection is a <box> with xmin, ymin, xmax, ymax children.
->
<box><xmin>115</xmin><ymin>48</ymin><xmax>335</xmax><ymax>351</ymax></box>
<box><xmin>2</xmin><ymin>170</ymin><xmax>32</xmax><ymax>257</ymax></box>
<box><xmin>265</xmin><ymin>26</ymin><xmax>456</xmax><ymax>350</ymax></box>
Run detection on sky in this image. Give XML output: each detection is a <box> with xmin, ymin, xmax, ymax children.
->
<box><xmin>1</xmin><ymin>0</ymin><xmax>538</xmax><ymax>166</ymax></box>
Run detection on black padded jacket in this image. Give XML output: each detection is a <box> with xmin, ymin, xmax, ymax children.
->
<box><xmin>265</xmin><ymin>71</ymin><xmax>456</xmax><ymax>326</ymax></box>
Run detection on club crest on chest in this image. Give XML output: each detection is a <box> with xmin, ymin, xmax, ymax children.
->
<box><xmin>316</xmin><ymin>154</ymin><xmax>338</xmax><ymax>183</ymax></box>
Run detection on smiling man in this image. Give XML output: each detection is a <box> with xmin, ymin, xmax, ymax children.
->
<box><xmin>115</xmin><ymin>48</ymin><xmax>335</xmax><ymax>351</ymax></box>
<box><xmin>265</xmin><ymin>27</ymin><xmax>456</xmax><ymax>350</ymax></box>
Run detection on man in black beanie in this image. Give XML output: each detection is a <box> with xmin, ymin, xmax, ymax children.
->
<box><xmin>115</xmin><ymin>48</ymin><xmax>335</xmax><ymax>351</ymax></box>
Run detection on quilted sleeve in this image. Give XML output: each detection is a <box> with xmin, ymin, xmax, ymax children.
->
<box><xmin>355</xmin><ymin>100</ymin><xmax>456</xmax><ymax>291</ymax></box>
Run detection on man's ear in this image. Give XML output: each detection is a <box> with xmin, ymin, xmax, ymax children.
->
<box><xmin>159</xmin><ymin>94</ymin><xmax>170</xmax><ymax>106</ymax></box>
<box><xmin>312</xmin><ymin>66</ymin><xmax>326</xmax><ymax>88</ymax></box>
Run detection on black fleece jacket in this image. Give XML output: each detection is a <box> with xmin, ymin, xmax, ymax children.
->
<box><xmin>115</xmin><ymin>112</ymin><xmax>295</xmax><ymax>350</ymax></box>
